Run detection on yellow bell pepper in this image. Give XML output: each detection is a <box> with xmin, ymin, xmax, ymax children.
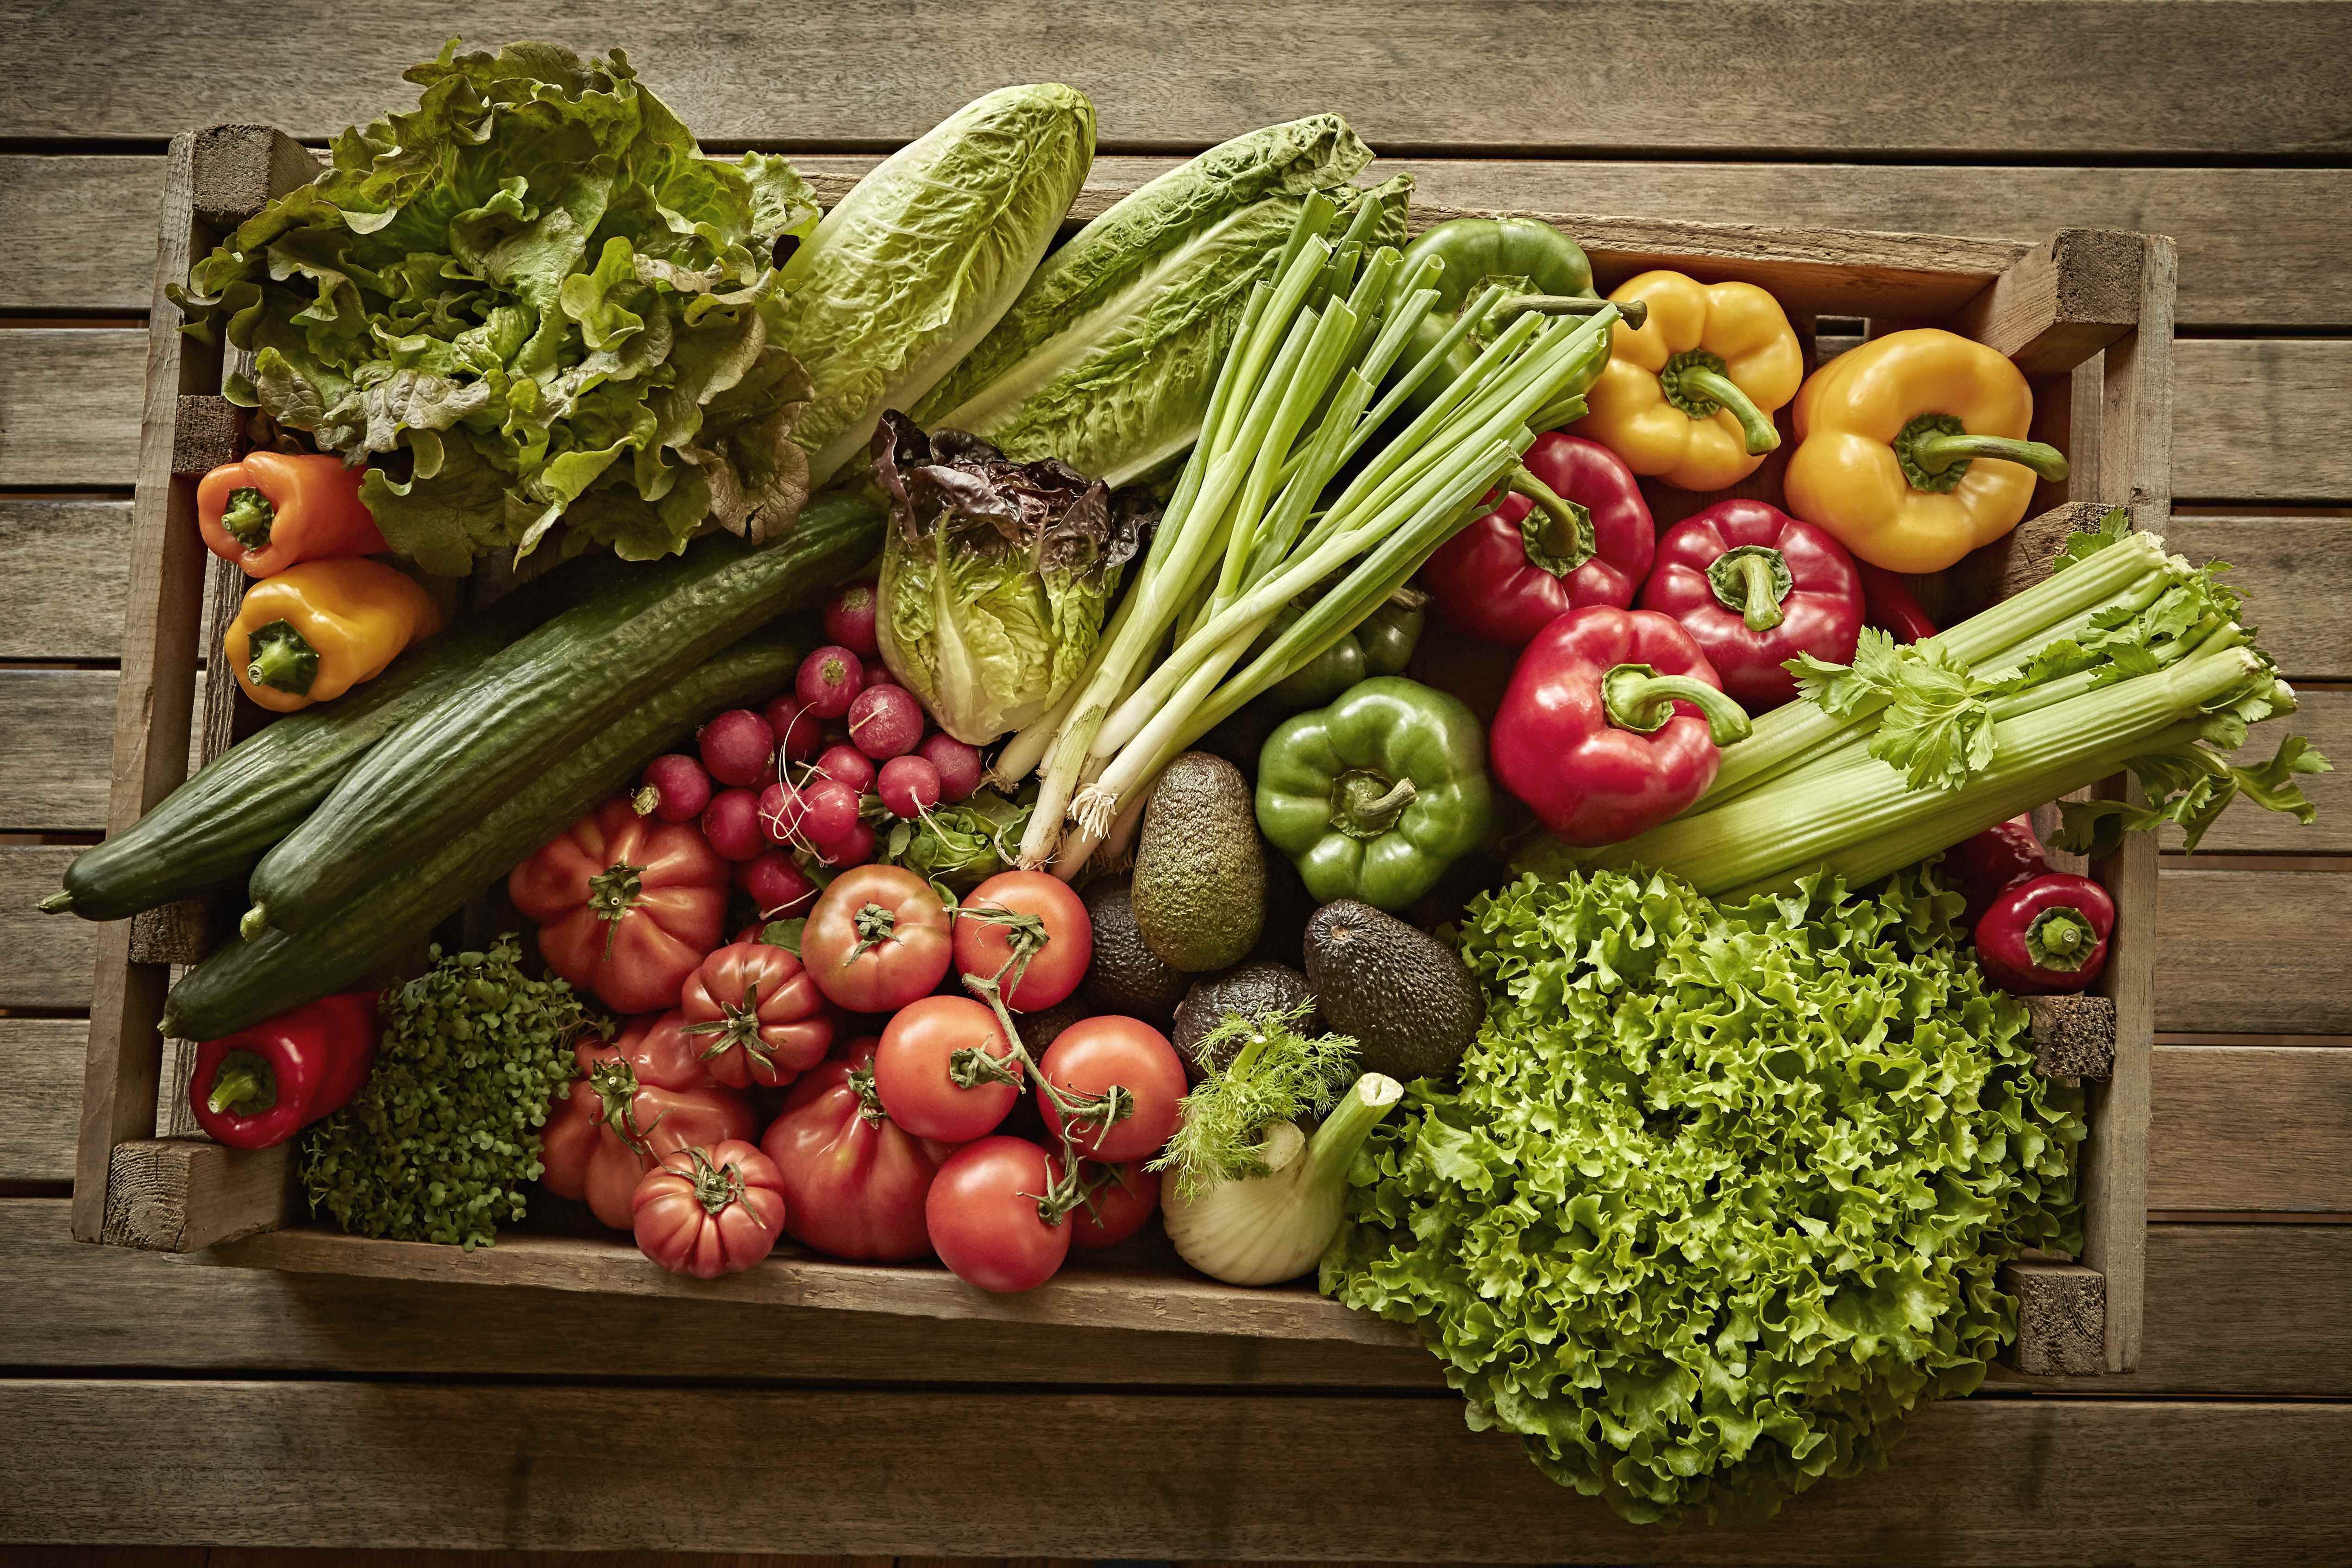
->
<box><xmin>1576</xmin><ymin>271</ymin><xmax>1804</xmax><ymax>492</ymax></box>
<box><xmin>1783</xmin><ymin>328</ymin><xmax>2071</xmax><ymax>573</ymax></box>
<box><xmin>224</xmin><ymin>558</ymin><xmax>443</xmax><ymax>714</ymax></box>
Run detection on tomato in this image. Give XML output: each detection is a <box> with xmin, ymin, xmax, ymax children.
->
<box><xmin>926</xmin><ymin>1136</ymin><xmax>1071</xmax><ymax>1293</ymax></box>
<box><xmin>800</xmin><ymin>864</ymin><xmax>952</xmax><ymax>1011</ymax></box>
<box><xmin>539</xmin><ymin>1015</ymin><xmax>758</xmax><ymax>1229</ymax></box>
<box><xmin>630</xmin><ymin>1139</ymin><xmax>787</xmax><ymax>1279</ymax></box>
<box><xmin>761</xmin><ymin>1037</ymin><xmax>947</xmax><ymax>1262</ymax></box>
<box><xmin>509</xmin><ymin>795</ymin><xmax>729</xmax><ymax>1014</ymax></box>
<box><xmin>678</xmin><ymin>941</ymin><xmax>834</xmax><ymax>1090</ymax></box>
<box><xmin>873</xmin><ymin>995</ymin><xmax>1020</xmax><ymax>1142</ymax></box>
<box><xmin>953</xmin><ymin>870</ymin><xmax>1092</xmax><ymax>1012</ymax></box>
<box><xmin>1064</xmin><ymin>1160</ymin><xmax>1160</xmax><ymax>1250</ymax></box>
<box><xmin>1036</xmin><ymin>1016</ymin><xmax>1187</xmax><ymax>1162</ymax></box>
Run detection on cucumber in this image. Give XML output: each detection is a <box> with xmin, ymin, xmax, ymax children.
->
<box><xmin>42</xmin><ymin>557</ymin><xmax>612</xmax><ymax>922</ymax></box>
<box><xmin>158</xmin><ymin>633</ymin><xmax>805</xmax><ymax>1042</ymax></box>
<box><xmin>244</xmin><ymin>491</ymin><xmax>883</xmax><ymax>937</ymax></box>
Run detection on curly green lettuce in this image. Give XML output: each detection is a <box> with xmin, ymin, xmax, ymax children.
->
<box><xmin>1322</xmin><ymin>866</ymin><xmax>2085</xmax><ymax>1525</ymax></box>
<box><xmin>172</xmin><ymin>40</ymin><xmax>820</xmax><ymax>573</ymax></box>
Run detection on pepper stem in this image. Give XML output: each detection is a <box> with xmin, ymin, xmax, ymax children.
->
<box><xmin>1601</xmin><ymin>663</ymin><xmax>1754</xmax><ymax>745</ymax></box>
<box><xmin>2025</xmin><ymin>906</ymin><xmax>2098</xmax><ymax>972</ymax></box>
<box><xmin>1668</xmin><ymin>358</ymin><xmax>1780</xmax><ymax>455</ymax></box>
<box><xmin>1508</xmin><ymin>466</ymin><xmax>1595</xmax><ymax>576</ymax></box>
<box><xmin>206</xmin><ymin>1052</ymin><xmax>276</xmax><ymax>1116</ymax></box>
<box><xmin>1897</xmin><ymin>412</ymin><xmax>2072</xmax><ymax>491</ymax></box>
<box><xmin>1494</xmin><ymin>293</ymin><xmax>1649</xmax><ymax>332</ymax></box>
<box><xmin>1706</xmin><ymin>545</ymin><xmax>1794</xmax><ymax>633</ymax></box>
<box><xmin>244</xmin><ymin>620</ymin><xmax>320</xmax><ymax>696</ymax></box>
<box><xmin>220</xmin><ymin>487</ymin><xmax>276</xmax><ymax>551</ymax></box>
<box><xmin>1331</xmin><ymin>769</ymin><xmax>1417</xmax><ymax>840</ymax></box>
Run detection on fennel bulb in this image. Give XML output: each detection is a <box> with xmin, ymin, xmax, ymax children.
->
<box><xmin>1163</xmin><ymin>1072</ymin><xmax>1400</xmax><ymax>1286</ymax></box>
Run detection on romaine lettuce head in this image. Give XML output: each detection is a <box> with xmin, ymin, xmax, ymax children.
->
<box><xmin>1323</xmin><ymin>866</ymin><xmax>2086</xmax><ymax>1525</ymax></box>
<box><xmin>773</xmin><ymin>84</ymin><xmax>1097</xmax><ymax>489</ymax></box>
<box><xmin>171</xmin><ymin>40</ymin><xmax>822</xmax><ymax>574</ymax></box>
<box><xmin>871</xmin><ymin>413</ymin><xmax>1151</xmax><ymax>745</ymax></box>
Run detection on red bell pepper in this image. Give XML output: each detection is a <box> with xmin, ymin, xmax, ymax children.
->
<box><xmin>1490</xmin><ymin>605</ymin><xmax>1753</xmax><ymax>847</ymax></box>
<box><xmin>1637</xmin><ymin>499</ymin><xmax>1863</xmax><ymax>712</ymax></box>
<box><xmin>1856</xmin><ymin>562</ymin><xmax>1939</xmax><ymax>644</ymax></box>
<box><xmin>1421</xmin><ymin>432</ymin><xmax>1655</xmax><ymax>647</ymax></box>
<box><xmin>188</xmin><ymin>992</ymin><xmax>378</xmax><ymax>1150</ymax></box>
<box><xmin>1974</xmin><ymin>872</ymin><xmax>2115</xmax><ymax>994</ymax></box>
<box><xmin>1947</xmin><ymin>814</ymin><xmax>2051</xmax><ymax>926</ymax></box>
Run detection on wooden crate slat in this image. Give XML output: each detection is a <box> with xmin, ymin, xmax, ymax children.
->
<box><xmin>2001</xmin><ymin>1260</ymin><xmax>2107</xmax><ymax>1377</ymax></box>
<box><xmin>101</xmin><ymin>1139</ymin><xmax>293</xmax><ymax>1251</ymax></box>
<box><xmin>1952</xmin><ymin>229</ymin><xmax>2147</xmax><ymax>378</ymax></box>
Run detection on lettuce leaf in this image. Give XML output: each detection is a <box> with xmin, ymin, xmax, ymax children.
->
<box><xmin>171</xmin><ymin>40</ymin><xmax>819</xmax><ymax>572</ymax></box>
<box><xmin>1323</xmin><ymin>866</ymin><xmax>2086</xmax><ymax>1524</ymax></box>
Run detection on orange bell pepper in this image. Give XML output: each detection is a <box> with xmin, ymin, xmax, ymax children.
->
<box><xmin>1576</xmin><ymin>271</ymin><xmax>1804</xmax><ymax>492</ymax></box>
<box><xmin>224</xmin><ymin>558</ymin><xmax>443</xmax><ymax>714</ymax></box>
<box><xmin>1783</xmin><ymin>329</ymin><xmax>2071</xmax><ymax>573</ymax></box>
<box><xmin>197</xmin><ymin>451</ymin><xmax>388</xmax><ymax>577</ymax></box>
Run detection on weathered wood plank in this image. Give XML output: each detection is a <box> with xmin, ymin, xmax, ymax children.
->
<box><xmin>0</xmin><ymin>500</ymin><xmax>134</xmax><ymax>661</ymax></box>
<box><xmin>0</xmin><ymin>328</ymin><xmax>145</xmax><ymax>487</ymax></box>
<box><xmin>2175</xmin><ymin>339</ymin><xmax>2352</xmax><ymax>501</ymax></box>
<box><xmin>0</xmin><ymin>669</ymin><xmax>126</xmax><ymax>833</ymax></box>
<box><xmin>2150</xmin><ymin>1046</ymin><xmax>2352</xmax><ymax>1211</ymax></box>
<box><xmin>0</xmin><ymin>847</ymin><xmax>95</xmax><ymax>1010</ymax></box>
<box><xmin>6</xmin><ymin>1</ymin><xmax>2348</xmax><ymax>158</ymax></box>
<box><xmin>1</xmin><ymin>1379</ymin><xmax>2346</xmax><ymax>1560</ymax></box>
<box><xmin>10</xmin><ymin>153</ymin><xmax>2352</xmax><ymax>327</ymax></box>
<box><xmin>2157</xmin><ymin>870</ymin><xmax>2352</xmax><ymax>1034</ymax></box>
<box><xmin>2163</xmin><ymin>514</ymin><xmax>2352</xmax><ymax>682</ymax></box>
<box><xmin>0</xmin><ymin>1022</ymin><xmax>88</xmax><ymax>1183</ymax></box>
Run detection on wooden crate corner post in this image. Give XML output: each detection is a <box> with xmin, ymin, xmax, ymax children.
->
<box><xmin>72</xmin><ymin>123</ymin><xmax>316</xmax><ymax>1251</ymax></box>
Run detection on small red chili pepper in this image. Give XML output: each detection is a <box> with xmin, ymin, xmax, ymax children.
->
<box><xmin>1421</xmin><ymin>432</ymin><xmax>1655</xmax><ymax>647</ymax></box>
<box><xmin>1637</xmin><ymin>498</ymin><xmax>1863</xmax><ymax>712</ymax></box>
<box><xmin>1947</xmin><ymin>815</ymin><xmax>2052</xmax><ymax>927</ymax></box>
<box><xmin>187</xmin><ymin>992</ymin><xmax>379</xmax><ymax>1150</ymax></box>
<box><xmin>1974</xmin><ymin>872</ymin><xmax>2116</xmax><ymax>995</ymax></box>
<box><xmin>1855</xmin><ymin>561</ymin><xmax>1939</xmax><ymax>644</ymax></box>
<box><xmin>1490</xmin><ymin>605</ymin><xmax>1752</xmax><ymax>847</ymax></box>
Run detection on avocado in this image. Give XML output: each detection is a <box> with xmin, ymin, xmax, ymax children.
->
<box><xmin>1080</xmin><ymin>877</ymin><xmax>1191</xmax><ymax>1024</ymax></box>
<box><xmin>1129</xmin><ymin>751</ymin><xmax>1265</xmax><ymax>972</ymax></box>
<box><xmin>1304</xmin><ymin>899</ymin><xmax>1481</xmax><ymax>1084</ymax></box>
<box><xmin>1172</xmin><ymin>962</ymin><xmax>1319</xmax><ymax>1083</ymax></box>
<box><xmin>1013</xmin><ymin>994</ymin><xmax>1090</xmax><ymax>1055</ymax></box>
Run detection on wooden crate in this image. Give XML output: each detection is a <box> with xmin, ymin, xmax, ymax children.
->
<box><xmin>72</xmin><ymin>124</ymin><xmax>2170</xmax><ymax>1378</ymax></box>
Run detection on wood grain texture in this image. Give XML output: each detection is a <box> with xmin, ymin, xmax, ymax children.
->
<box><xmin>5</xmin><ymin>1</ymin><xmax>2348</xmax><ymax>157</ymax></box>
<box><xmin>101</xmin><ymin>1138</ymin><xmax>291</xmax><ymax>1251</ymax></box>
<box><xmin>11</xmin><ymin>153</ymin><xmax>2352</xmax><ymax>326</ymax></box>
<box><xmin>0</xmin><ymin>1021</ymin><xmax>89</xmax><ymax>1183</ymax></box>
<box><xmin>0</xmin><ymin>328</ymin><xmax>145</xmax><ymax>486</ymax></box>
<box><xmin>2002</xmin><ymin>1261</ymin><xmax>2106</xmax><ymax>1376</ymax></box>
<box><xmin>2150</xmin><ymin>1046</ymin><xmax>2352</xmax><ymax>1211</ymax></box>
<box><xmin>0</xmin><ymin>847</ymin><xmax>96</xmax><ymax>1010</ymax></box>
<box><xmin>0</xmin><ymin>500</ymin><xmax>133</xmax><ymax>660</ymax></box>
<box><xmin>0</xmin><ymin>669</ymin><xmax>128</xmax><ymax>831</ymax></box>
<box><xmin>1951</xmin><ymin>229</ymin><xmax>2144</xmax><ymax>379</ymax></box>
<box><xmin>2157</xmin><ymin>870</ymin><xmax>2352</xmax><ymax>1034</ymax></box>
<box><xmin>2163</xmin><ymin>514</ymin><xmax>2352</xmax><ymax>681</ymax></box>
<box><xmin>2</xmin><ymin>1380</ymin><xmax>2348</xmax><ymax>1561</ymax></box>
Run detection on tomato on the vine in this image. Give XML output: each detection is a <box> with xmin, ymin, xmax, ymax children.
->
<box><xmin>926</xmin><ymin>1135</ymin><xmax>1070</xmax><ymax>1293</ymax></box>
<box><xmin>1062</xmin><ymin>1160</ymin><xmax>1160</xmax><ymax>1250</ymax></box>
<box><xmin>1037</xmin><ymin>1015</ymin><xmax>1187</xmax><ymax>1162</ymax></box>
<box><xmin>953</xmin><ymin>870</ymin><xmax>1091</xmax><ymax>1012</ymax></box>
<box><xmin>873</xmin><ymin>995</ymin><xmax>1021</xmax><ymax>1142</ymax></box>
<box><xmin>800</xmin><ymin>864</ymin><xmax>952</xmax><ymax>1012</ymax></box>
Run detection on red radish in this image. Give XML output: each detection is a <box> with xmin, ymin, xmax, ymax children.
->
<box><xmin>848</xmin><ymin>684</ymin><xmax>925</xmax><ymax>760</ymax></box>
<box><xmin>764</xmin><ymin>695</ymin><xmax>825</xmax><ymax>765</ymax></box>
<box><xmin>919</xmin><ymin>734</ymin><xmax>985</xmax><ymax>803</ymax></box>
<box><xmin>758</xmin><ymin>780</ymin><xmax>809</xmax><ymax>845</ymax></box>
<box><xmin>799</xmin><ymin>776</ymin><xmax>863</xmax><ymax>852</ymax></box>
<box><xmin>825</xmin><ymin>819</ymin><xmax>877</xmax><ymax>868</ymax></box>
<box><xmin>637</xmin><ymin>753</ymin><xmax>713</xmax><ymax>823</ymax></box>
<box><xmin>736</xmin><ymin>850</ymin><xmax>818</xmax><ymax>917</ymax></box>
<box><xmin>701</xmin><ymin>787</ymin><xmax>767</xmax><ymax>862</ymax></box>
<box><xmin>813</xmin><ymin>743</ymin><xmax>878</xmax><ymax>795</ymax></box>
<box><xmin>864</xmin><ymin>664</ymin><xmax>898</xmax><ymax>690</ymax></box>
<box><xmin>796</xmin><ymin>646</ymin><xmax>865</xmax><ymax>720</ymax></box>
<box><xmin>698</xmin><ymin>709</ymin><xmax>777</xmax><ymax>788</ymax></box>
<box><xmin>823</xmin><ymin>580</ymin><xmax>881</xmax><ymax>658</ymax></box>
<box><xmin>879</xmin><ymin>755</ymin><xmax>942</xmax><ymax>819</ymax></box>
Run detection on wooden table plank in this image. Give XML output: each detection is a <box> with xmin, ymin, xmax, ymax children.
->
<box><xmin>2150</xmin><ymin>1047</ymin><xmax>2352</xmax><ymax>1211</ymax></box>
<box><xmin>0</xmin><ymin>501</ymin><xmax>134</xmax><ymax>661</ymax></box>
<box><xmin>1</xmin><ymin>1379</ymin><xmax>2346</xmax><ymax>1561</ymax></box>
<box><xmin>2157</xmin><ymin>870</ymin><xmax>2352</xmax><ymax>1034</ymax></box>
<box><xmin>0</xmin><ymin>1024</ymin><xmax>90</xmax><ymax>1183</ymax></box>
<box><xmin>2164</xmin><ymin>514</ymin><xmax>2352</xmax><ymax>682</ymax></box>
<box><xmin>1</xmin><ymin>670</ymin><xmax>125</xmax><ymax>833</ymax></box>
<box><xmin>12</xmin><ymin>153</ymin><xmax>2352</xmax><ymax>329</ymax></box>
<box><xmin>0</xmin><ymin>329</ymin><xmax>144</xmax><ymax>487</ymax></box>
<box><xmin>0</xmin><ymin>847</ymin><xmax>95</xmax><ymax>1010</ymax></box>
<box><xmin>6</xmin><ymin>1</ymin><xmax>2349</xmax><ymax>158</ymax></box>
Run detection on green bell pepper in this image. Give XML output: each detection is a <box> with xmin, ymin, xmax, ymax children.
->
<box><xmin>1265</xmin><ymin>585</ymin><xmax>1426</xmax><ymax>712</ymax></box>
<box><xmin>1255</xmin><ymin>676</ymin><xmax>1495</xmax><ymax>912</ymax></box>
<box><xmin>1396</xmin><ymin>216</ymin><xmax>1643</xmax><ymax>421</ymax></box>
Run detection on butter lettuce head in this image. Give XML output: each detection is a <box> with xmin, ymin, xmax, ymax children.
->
<box><xmin>1323</xmin><ymin>866</ymin><xmax>2086</xmax><ymax>1525</ymax></box>
<box><xmin>871</xmin><ymin>413</ymin><xmax>1150</xmax><ymax>746</ymax></box>
<box><xmin>171</xmin><ymin>40</ymin><xmax>822</xmax><ymax>573</ymax></box>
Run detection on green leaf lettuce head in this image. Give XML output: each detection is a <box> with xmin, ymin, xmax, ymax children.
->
<box><xmin>913</xmin><ymin>118</ymin><xmax>1405</xmax><ymax>485</ymax></box>
<box><xmin>771</xmin><ymin>83</ymin><xmax>1097</xmax><ymax>489</ymax></box>
<box><xmin>301</xmin><ymin>936</ymin><xmax>598</xmax><ymax>1249</ymax></box>
<box><xmin>171</xmin><ymin>40</ymin><xmax>822</xmax><ymax>574</ymax></box>
<box><xmin>1322</xmin><ymin>866</ymin><xmax>2086</xmax><ymax>1524</ymax></box>
<box><xmin>871</xmin><ymin>412</ymin><xmax>1154</xmax><ymax>745</ymax></box>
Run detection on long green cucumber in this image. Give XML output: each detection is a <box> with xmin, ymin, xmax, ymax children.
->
<box><xmin>159</xmin><ymin>633</ymin><xmax>805</xmax><ymax>1042</ymax></box>
<box><xmin>41</xmin><ymin>557</ymin><xmax>615</xmax><ymax>922</ymax></box>
<box><xmin>244</xmin><ymin>491</ymin><xmax>884</xmax><ymax>937</ymax></box>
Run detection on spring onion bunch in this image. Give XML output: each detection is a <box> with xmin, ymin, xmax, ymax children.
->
<box><xmin>1553</xmin><ymin>510</ymin><xmax>2329</xmax><ymax>896</ymax></box>
<box><xmin>992</xmin><ymin>194</ymin><xmax>1622</xmax><ymax>874</ymax></box>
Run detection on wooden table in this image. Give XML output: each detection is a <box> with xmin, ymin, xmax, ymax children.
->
<box><xmin>3</xmin><ymin>4</ymin><xmax>2348</xmax><ymax>1562</ymax></box>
